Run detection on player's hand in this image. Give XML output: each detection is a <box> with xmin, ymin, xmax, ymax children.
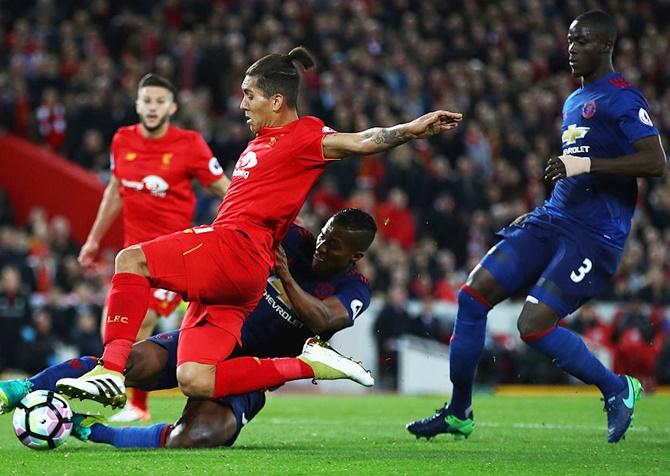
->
<box><xmin>78</xmin><ymin>240</ymin><xmax>99</xmax><ymax>268</ymax></box>
<box><xmin>409</xmin><ymin>110</ymin><xmax>463</xmax><ymax>138</ymax></box>
<box><xmin>545</xmin><ymin>155</ymin><xmax>591</xmax><ymax>182</ymax></box>
<box><xmin>545</xmin><ymin>156</ymin><xmax>567</xmax><ymax>182</ymax></box>
<box><xmin>274</xmin><ymin>245</ymin><xmax>291</xmax><ymax>281</ymax></box>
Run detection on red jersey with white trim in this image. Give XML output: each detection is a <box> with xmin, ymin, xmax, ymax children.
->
<box><xmin>212</xmin><ymin>116</ymin><xmax>336</xmax><ymax>266</ymax></box>
<box><xmin>111</xmin><ymin>124</ymin><xmax>224</xmax><ymax>246</ymax></box>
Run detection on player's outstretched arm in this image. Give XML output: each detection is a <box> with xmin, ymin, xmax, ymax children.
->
<box><xmin>274</xmin><ymin>246</ymin><xmax>350</xmax><ymax>334</ymax></box>
<box><xmin>322</xmin><ymin>110</ymin><xmax>463</xmax><ymax>159</ymax></box>
<box><xmin>545</xmin><ymin>135</ymin><xmax>666</xmax><ymax>182</ymax></box>
<box><xmin>78</xmin><ymin>175</ymin><xmax>122</xmax><ymax>267</ymax></box>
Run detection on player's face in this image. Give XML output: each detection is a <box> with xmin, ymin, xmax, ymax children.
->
<box><xmin>567</xmin><ymin>20</ymin><xmax>604</xmax><ymax>78</ymax></box>
<box><xmin>136</xmin><ymin>86</ymin><xmax>176</xmax><ymax>134</ymax></box>
<box><xmin>240</xmin><ymin>75</ymin><xmax>275</xmax><ymax>134</ymax></box>
<box><xmin>312</xmin><ymin>219</ymin><xmax>362</xmax><ymax>276</ymax></box>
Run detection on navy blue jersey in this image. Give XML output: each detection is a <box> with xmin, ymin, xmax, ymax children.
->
<box><xmin>241</xmin><ymin>224</ymin><xmax>371</xmax><ymax>357</ymax></box>
<box><xmin>538</xmin><ymin>72</ymin><xmax>659</xmax><ymax>249</ymax></box>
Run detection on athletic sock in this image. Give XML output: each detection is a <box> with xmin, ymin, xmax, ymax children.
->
<box><xmin>89</xmin><ymin>423</ymin><xmax>171</xmax><ymax>448</ymax></box>
<box><xmin>28</xmin><ymin>357</ymin><xmax>98</xmax><ymax>391</ymax></box>
<box><xmin>522</xmin><ymin>326</ymin><xmax>625</xmax><ymax>397</ymax></box>
<box><xmin>130</xmin><ymin>388</ymin><xmax>149</xmax><ymax>412</ymax></box>
<box><xmin>448</xmin><ymin>285</ymin><xmax>491</xmax><ymax>419</ymax></box>
<box><xmin>214</xmin><ymin>357</ymin><xmax>314</xmax><ymax>398</ymax></box>
<box><xmin>101</xmin><ymin>273</ymin><xmax>151</xmax><ymax>373</ymax></box>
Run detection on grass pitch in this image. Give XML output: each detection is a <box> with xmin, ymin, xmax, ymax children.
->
<box><xmin>0</xmin><ymin>392</ymin><xmax>668</xmax><ymax>475</ymax></box>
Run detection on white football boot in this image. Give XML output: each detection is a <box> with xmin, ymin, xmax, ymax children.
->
<box><xmin>298</xmin><ymin>337</ymin><xmax>374</xmax><ymax>387</ymax></box>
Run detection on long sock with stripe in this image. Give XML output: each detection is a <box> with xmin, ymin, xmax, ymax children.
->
<box><xmin>522</xmin><ymin>326</ymin><xmax>625</xmax><ymax>397</ymax></box>
<box><xmin>89</xmin><ymin>423</ymin><xmax>171</xmax><ymax>448</ymax></box>
<box><xmin>28</xmin><ymin>357</ymin><xmax>98</xmax><ymax>391</ymax></box>
<box><xmin>448</xmin><ymin>285</ymin><xmax>491</xmax><ymax>419</ymax></box>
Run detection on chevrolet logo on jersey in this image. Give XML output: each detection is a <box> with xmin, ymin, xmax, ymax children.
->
<box><xmin>264</xmin><ymin>277</ymin><xmax>304</xmax><ymax>328</ymax></box>
<box><xmin>125</xmin><ymin>152</ymin><xmax>137</xmax><ymax>161</ymax></box>
<box><xmin>562</xmin><ymin>124</ymin><xmax>590</xmax><ymax>145</ymax></box>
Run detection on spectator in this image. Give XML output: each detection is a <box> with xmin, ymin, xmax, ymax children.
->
<box><xmin>0</xmin><ymin>266</ymin><xmax>32</xmax><ymax>371</ymax></box>
<box><xmin>408</xmin><ymin>297</ymin><xmax>446</xmax><ymax>342</ymax></box>
<box><xmin>18</xmin><ymin>309</ymin><xmax>60</xmax><ymax>375</ymax></box>
<box><xmin>612</xmin><ymin>300</ymin><xmax>659</xmax><ymax>388</ymax></box>
<box><xmin>377</xmin><ymin>188</ymin><xmax>416</xmax><ymax>250</ymax></box>
<box><xmin>35</xmin><ymin>87</ymin><xmax>66</xmax><ymax>152</ymax></box>
<box><xmin>372</xmin><ymin>285</ymin><xmax>410</xmax><ymax>391</ymax></box>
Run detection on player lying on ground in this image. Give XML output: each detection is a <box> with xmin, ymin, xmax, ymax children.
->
<box><xmin>54</xmin><ymin>46</ymin><xmax>462</xmax><ymax>411</ymax></box>
<box><xmin>1</xmin><ymin>209</ymin><xmax>376</xmax><ymax>448</ymax></box>
<box><xmin>407</xmin><ymin>9</ymin><xmax>665</xmax><ymax>444</ymax></box>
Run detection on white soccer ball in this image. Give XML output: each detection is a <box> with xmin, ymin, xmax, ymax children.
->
<box><xmin>12</xmin><ymin>390</ymin><xmax>73</xmax><ymax>450</ymax></box>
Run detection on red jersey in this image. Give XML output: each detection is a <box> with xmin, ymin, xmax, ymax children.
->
<box><xmin>213</xmin><ymin>116</ymin><xmax>336</xmax><ymax>265</ymax></box>
<box><xmin>111</xmin><ymin>124</ymin><xmax>224</xmax><ymax>246</ymax></box>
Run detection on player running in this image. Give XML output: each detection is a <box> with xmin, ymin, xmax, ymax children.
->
<box><xmin>407</xmin><ymin>9</ymin><xmax>665</xmax><ymax>444</ymax></box>
<box><xmin>1</xmin><ymin>209</ymin><xmax>376</xmax><ymax>448</ymax></box>
<box><xmin>79</xmin><ymin>73</ymin><xmax>229</xmax><ymax>422</ymax></box>
<box><xmin>55</xmin><ymin>46</ymin><xmax>462</xmax><ymax>409</ymax></box>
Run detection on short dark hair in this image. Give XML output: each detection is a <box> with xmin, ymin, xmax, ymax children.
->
<box><xmin>245</xmin><ymin>46</ymin><xmax>316</xmax><ymax>108</ymax></box>
<box><xmin>331</xmin><ymin>208</ymin><xmax>377</xmax><ymax>252</ymax></box>
<box><xmin>575</xmin><ymin>9</ymin><xmax>617</xmax><ymax>43</ymax></box>
<box><xmin>138</xmin><ymin>73</ymin><xmax>177</xmax><ymax>98</ymax></box>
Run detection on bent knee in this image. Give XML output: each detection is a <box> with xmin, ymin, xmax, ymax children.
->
<box><xmin>176</xmin><ymin>363</ymin><xmax>214</xmax><ymax>398</ymax></box>
<box><xmin>517</xmin><ymin>303</ymin><xmax>560</xmax><ymax>338</ymax></box>
<box><xmin>115</xmin><ymin>246</ymin><xmax>148</xmax><ymax>274</ymax></box>
<box><xmin>517</xmin><ymin>314</ymin><xmax>538</xmax><ymax>337</ymax></box>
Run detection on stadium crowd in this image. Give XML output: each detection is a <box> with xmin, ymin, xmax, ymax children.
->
<box><xmin>1</xmin><ymin>0</ymin><xmax>669</xmax><ymax>387</ymax></box>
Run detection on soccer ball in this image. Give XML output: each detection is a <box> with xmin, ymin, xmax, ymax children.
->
<box><xmin>12</xmin><ymin>390</ymin><xmax>73</xmax><ymax>450</ymax></box>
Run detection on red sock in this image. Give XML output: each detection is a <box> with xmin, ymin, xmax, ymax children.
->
<box><xmin>130</xmin><ymin>388</ymin><xmax>148</xmax><ymax>412</ymax></box>
<box><xmin>101</xmin><ymin>273</ymin><xmax>150</xmax><ymax>373</ymax></box>
<box><xmin>214</xmin><ymin>357</ymin><xmax>314</xmax><ymax>398</ymax></box>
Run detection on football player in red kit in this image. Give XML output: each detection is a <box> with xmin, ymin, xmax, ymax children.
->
<box><xmin>78</xmin><ymin>73</ymin><xmax>229</xmax><ymax>420</ymax></box>
<box><xmin>58</xmin><ymin>47</ymin><xmax>462</xmax><ymax>408</ymax></box>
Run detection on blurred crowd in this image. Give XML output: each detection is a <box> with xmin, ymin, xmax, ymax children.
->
<box><xmin>1</xmin><ymin>0</ymin><xmax>669</xmax><ymax>385</ymax></box>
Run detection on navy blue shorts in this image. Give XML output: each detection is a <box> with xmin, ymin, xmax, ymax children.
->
<box><xmin>481</xmin><ymin>215</ymin><xmax>622</xmax><ymax>317</ymax></box>
<box><xmin>219</xmin><ymin>390</ymin><xmax>266</xmax><ymax>446</ymax></box>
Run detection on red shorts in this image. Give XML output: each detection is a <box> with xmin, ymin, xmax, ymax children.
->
<box><xmin>141</xmin><ymin>225</ymin><xmax>268</xmax><ymax>325</ymax></box>
<box><xmin>176</xmin><ymin>314</ymin><xmax>240</xmax><ymax>366</ymax></box>
<box><xmin>148</xmin><ymin>288</ymin><xmax>182</xmax><ymax>317</ymax></box>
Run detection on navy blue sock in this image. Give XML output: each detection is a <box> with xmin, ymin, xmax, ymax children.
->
<box><xmin>448</xmin><ymin>286</ymin><xmax>491</xmax><ymax>419</ymax></box>
<box><xmin>28</xmin><ymin>357</ymin><xmax>98</xmax><ymax>391</ymax></box>
<box><xmin>523</xmin><ymin>326</ymin><xmax>625</xmax><ymax>397</ymax></box>
<box><xmin>89</xmin><ymin>423</ymin><xmax>170</xmax><ymax>448</ymax></box>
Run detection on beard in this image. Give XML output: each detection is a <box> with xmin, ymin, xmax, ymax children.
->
<box><xmin>140</xmin><ymin>113</ymin><xmax>170</xmax><ymax>132</ymax></box>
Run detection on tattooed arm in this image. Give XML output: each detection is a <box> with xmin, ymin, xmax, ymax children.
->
<box><xmin>321</xmin><ymin>110</ymin><xmax>462</xmax><ymax>159</ymax></box>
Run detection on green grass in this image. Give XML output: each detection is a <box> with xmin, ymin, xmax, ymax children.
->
<box><xmin>1</xmin><ymin>393</ymin><xmax>669</xmax><ymax>475</ymax></box>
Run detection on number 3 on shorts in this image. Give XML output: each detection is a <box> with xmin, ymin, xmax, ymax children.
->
<box><xmin>570</xmin><ymin>258</ymin><xmax>592</xmax><ymax>283</ymax></box>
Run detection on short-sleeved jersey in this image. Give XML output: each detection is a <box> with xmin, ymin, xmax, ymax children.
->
<box><xmin>212</xmin><ymin>116</ymin><xmax>336</xmax><ymax>266</ymax></box>
<box><xmin>539</xmin><ymin>72</ymin><xmax>659</xmax><ymax>249</ymax></box>
<box><xmin>240</xmin><ymin>224</ymin><xmax>371</xmax><ymax>358</ymax></box>
<box><xmin>111</xmin><ymin>124</ymin><xmax>224</xmax><ymax>246</ymax></box>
